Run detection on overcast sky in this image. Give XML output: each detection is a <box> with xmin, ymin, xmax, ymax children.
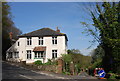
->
<box><xmin>9</xmin><ymin>2</ymin><xmax>99</xmax><ymax>55</ymax></box>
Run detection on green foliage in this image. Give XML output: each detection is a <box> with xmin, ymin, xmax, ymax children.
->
<box><xmin>74</xmin><ymin>64</ymin><xmax>81</xmax><ymax>73</ymax></box>
<box><xmin>62</xmin><ymin>72</ymin><xmax>71</xmax><ymax>75</ymax></box>
<box><xmin>34</xmin><ymin>59</ymin><xmax>58</xmax><ymax>66</ymax></box>
<box><xmin>43</xmin><ymin>59</ymin><xmax>58</xmax><ymax>65</ymax></box>
<box><xmin>43</xmin><ymin>59</ymin><xmax>52</xmax><ymax>65</ymax></box>
<box><xmin>108</xmin><ymin>73</ymin><xmax>117</xmax><ymax>79</ymax></box>
<box><xmin>62</xmin><ymin>54</ymin><xmax>72</xmax><ymax>63</ymax></box>
<box><xmin>62</xmin><ymin>54</ymin><xmax>72</xmax><ymax>72</ymax></box>
<box><xmin>81</xmin><ymin>2</ymin><xmax>120</xmax><ymax>73</ymax></box>
<box><xmin>91</xmin><ymin>45</ymin><xmax>104</xmax><ymax>63</ymax></box>
<box><xmin>2</xmin><ymin>2</ymin><xmax>22</xmax><ymax>60</ymax></box>
<box><xmin>62</xmin><ymin>49</ymin><xmax>92</xmax><ymax>74</ymax></box>
<box><xmin>67</xmin><ymin>49</ymin><xmax>92</xmax><ymax>68</ymax></box>
<box><xmin>34</xmin><ymin>60</ymin><xmax>43</xmax><ymax>65</ymax></box>
<box><xmin>91</xmin><ymin>59</ymin><xmax>102</xmax><ymax>69</ymax></box>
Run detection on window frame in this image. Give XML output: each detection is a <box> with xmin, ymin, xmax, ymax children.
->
<box><xmin>18</xmin><ymin>42</ymin><xmax>19</xmax><ymax>46</ymax></box>
<box><xmin>52</xmin><ymin>36</ymin><xmax>57</xmax><ymax>45</ymax></box>
<box><xmin>34</xmin><ymin>51</ymin><xmax>44</xmax><ymax>59</ymax></box>
<box><xmin>52</xmin><ymin>50</ymin><xmax>57</xmax><ymax>58</ymax></box>
<box><xmin>8</xmin><ymin>52</ymin><xmax>13</xmax><ymax>58</ymax></box>
<box><xmin>27</xmin><ymin>50</ymin><xmax>32</xmax><ymax>59</ymax></box>
<box><xmin>38</xmin><ymin>37</ymin><xmax>43</xmax><ymax>45</ymax></box>
<box><xmin>14</xmin><ymin>52</ymin><xmax>19</xmax><ymax>58</ymax></box>
<box><xmin>27</xmin><ymin>37</ymin><xmax>32</xmax><ymax>45</ymax></box>
<box><xmin>35</xmin><ymin>52</ymin><xmax>37</xmax><ymax>58</ymax></box>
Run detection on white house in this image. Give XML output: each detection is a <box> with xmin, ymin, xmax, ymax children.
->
<box><xmin>6</xmin><ymin>27</ymin><xmax>68</xmax><ymax>63</ymax></box>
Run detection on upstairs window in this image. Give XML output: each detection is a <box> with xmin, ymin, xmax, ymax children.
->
<box><xmin>27</xmin><ymin>37</ymin><xmax>32</xmax><ymax>45</ymax></box>
<box><xmin>27</xmin><ymin>50</ymin><xmax>31</xmax><ymax>59</ymax></box>
<box><xmin>18</xmin><ymin>42</ymin><xmax>19</xmax><ymax>46</ymax></box>
<box><xmin>52</xmin><ymin>50</ymin><xmax>57</xmax><ymax>58</ymax></box>
<box><xmin>39</xmin><ymin>37</ymin><xmax>43</xmax><ymax>45</ymax></box>
<box><xmin>52</xmin><ymin>36</ymin><xmax>57</xmax><ymax>44</ymax></box>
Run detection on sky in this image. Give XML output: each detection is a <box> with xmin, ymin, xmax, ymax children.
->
<box><xmin>9</xmin><ymin>2</ymin><xmax>99</xmax><ymax>55</ymax></box>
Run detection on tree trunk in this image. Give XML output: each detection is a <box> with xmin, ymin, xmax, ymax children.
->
<box><xmin>102</xmin><ymin>45</ymin><xmax>113</xmax><ymax>73</ymax></box>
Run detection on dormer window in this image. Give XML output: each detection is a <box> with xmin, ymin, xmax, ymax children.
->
<box><xmin>52</xmin><ymin>36</ymin><xmax>57</xmax><ymax>44</ymax></box>
<box><xmin>39</xmin><ymin>37</ymin><xmax>43</xmax><ymax>45</ymax></box>
<box><xmin>27</xmin><ymin>37</ymin><xmax>32</xmax><ymax>45</ymax></box>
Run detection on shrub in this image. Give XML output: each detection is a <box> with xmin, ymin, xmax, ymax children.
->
<box><xmin>108</xmin><ymin>73</ymin><xmax>117</xmax><ymax>79</ymax></box>
<box><xmin>62</xmin><ymin>72</ymin><xmax>71</xmax><ymax>75</ymax></box>
<box><xmin>43</xmin><ymin>59</ymin><xmax>58</xmax><ymax>65</ymax></box>
<box><xmin>34</xmin><ymin>60</ymin><xmax>43</xmax><ymax>65</ymax></box>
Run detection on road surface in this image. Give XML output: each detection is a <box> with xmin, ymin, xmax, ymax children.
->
<box><xmin>2</xmin><ymin>61</ymin><xmax>99</xmax><ymax>81</ymax></box>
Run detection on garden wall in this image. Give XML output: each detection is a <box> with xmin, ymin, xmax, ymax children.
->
<box><xmin>35</xmin><ymin>58</ymin><xmax>63</xmax><ymax>73</ymax></box>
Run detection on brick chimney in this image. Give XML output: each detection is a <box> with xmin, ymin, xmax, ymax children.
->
<box><xmin>9</xmin><ymin>32</ymin><xmax>13</xmax><ymax>40</ymax></box>
<box><xmin>56</xmin><ymin>27</ymin><xmax>60</xmax><ymax>33</ymax></box>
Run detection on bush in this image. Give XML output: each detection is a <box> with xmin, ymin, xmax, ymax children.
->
<box><xmin>44</xmin><ymin>59</ymin><xmax>52</xmax><ymax>65</ymax></box>
<box><xmin>108</xmin><ymin>73</ymin><xmax>117</xmax><ymax>79</ymax></box>
<box><xmin>34</xmin><ymin>60</ymin><xmax>43</xmax><ymax>65</ymax></box>
<box><xmin>43</xmin><ymin>59</ymin><xmax>58</xmax><ymax>65</ymax></box>
<box><xmin>62</xmin><ymin>72</ymin><xmax>71</xmax><ymax>75</ymax></box>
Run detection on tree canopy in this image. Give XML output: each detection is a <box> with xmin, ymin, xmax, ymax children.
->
<box><xmin>2</xmin><ymin>2</ymin><xmax>22</xmax><ymax>60</ymax></box>
<box><xmin>81</xmin><ymin>2</ymin><xmax>120</xmax><ymax>73</ymax></box>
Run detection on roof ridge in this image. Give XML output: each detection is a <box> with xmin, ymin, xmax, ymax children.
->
<box><xmin>45</xmin><ymin>28</ymin><xmax>65</xmax><ymax>34</ymax></box>
<box><xmin>21</xmin><ymin>27</ymin><xmax>64</xmax><ymax>36</ymax></box>
<box><xmin>22</xmin><ymin>27</ymin><xmax>45</xmax><ymax>35</ymax></box>
<box><xmin>18</xmin><ymin>27</ymin><xmax>68</xmax><ymax>41</ymax></box>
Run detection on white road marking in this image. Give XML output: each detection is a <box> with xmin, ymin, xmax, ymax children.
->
<box><xmin>5</xmin><ymin>62</ymin><xmax>69</xmax><ymax>79</ymax></box>
<box><xmin>19</xmin><ymin>74</ymin><xmax>32</xmax><ymax>79</ymax></box>
<box><xmin>31</xmin><ymin>70</ymin><xmax>69</xmax><ymax>79</ymax></box>
<box><xmin>19</xmin><ymin>74</ymin><xmax>38</xmax><ymax>81</ymax></box>
<box><xmin>80</xmin><ymin>76</ymin><xmax>86</xmax><ymax>77</ymax></box>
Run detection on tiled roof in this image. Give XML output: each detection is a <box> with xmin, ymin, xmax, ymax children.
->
<box><xmin>6</xmin><ymin>44</ymin><xmax>17</xmax><ymax>52</ymax></box>
<box><xmin>19</xmin><ymin>28</ymin><xmax>68</xmax><ymax>41</ymax></box>
<box><xmin>19</xmin><ymin>28</ymin><xmax>64</xmax><ymax>37</ymax></box>
<box><xmin>33</xmin><ymin>46</ymin><xmax>46</xmax><ymax>51</ymax></box>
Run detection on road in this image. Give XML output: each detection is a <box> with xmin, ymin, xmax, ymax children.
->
<box><xmin>2</xmin><ymin>61</ymin><xmax>99</xmax><ymax>81</ymax></box>
<box><xmin>2</xmin><ymin>62</ymin><xmax>57</xmax><ymax>79</ymax></box>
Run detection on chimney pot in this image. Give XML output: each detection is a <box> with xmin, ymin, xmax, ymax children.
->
<box><xmin>9</xmin><ymin>32</ymin><xmax>13</xmax><ymax>40</ymax></box>
<box><xmin>56</xmin><ymin>27</ymin><xmax>60</xmax><ymax>33</ymax></box>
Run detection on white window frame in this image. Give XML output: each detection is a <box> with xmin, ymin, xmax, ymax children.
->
<box><xmin>27</xmin><ymin>50</ymin><xmax>32</xmax><ymax>59</ymax></box>
<box><xmin>52</xmin><ymin>50</ymin><xmax>57</xmax><ymax>58</ymax></box>
<box><xmin>27</xmin><ymin>37</ymin><xmax>32</xmax><ymax>45</ymax></box>
<box><xmin>39</xmin><ymin>37</ymin><xmax>43</xmax><ymax>45</ymax></box>
<box><xmin>34</xmin><ymin>52</ymin><xmax>44</xmax><ymax>58</ymax></box>
<box><xmin>14</xmin><ymin>52</ymin><xmax>19</xmax><ymax>58</ymax></box>
<box><xmin>52</xmin><ymin>36</ymin><xmax>57</xmax><ymax>45</ymax></box>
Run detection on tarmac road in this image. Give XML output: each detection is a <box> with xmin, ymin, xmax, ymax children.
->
<box><xmin>2</xmin><ymin>61</ymin><xmax>102</xmax><ymax>81</ymax></box>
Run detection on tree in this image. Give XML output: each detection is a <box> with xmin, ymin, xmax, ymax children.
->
<box><xmin>90</xmin><ymin>45</ymin><xmax>104</xmax><ymax>63</ymax></box>
<box><xmin>81</xmin><ymin>2</ymin><xmax>120</xmax><ymax>73</ymax></box>
<box><xmin>62</xmin><ymin>54</ymin><xmax>72</xmax><ymax>72</ymax></box>
<box><xmin>62</xmin><ymin>49</ymin><xmax>92</xmax><ymax>74</ymax></box>
<box><xmin>2</xmin><ymin>2</ymin><xmax>22</xmax><ymax>60</ymax></box>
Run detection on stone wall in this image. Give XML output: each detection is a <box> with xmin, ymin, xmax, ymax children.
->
<box><xmin>37</xmin><ymin>65</ymin><xmax>57</xmax><ymax>73</ymax></box>
<box><xmin>37</xmin><ymin>58</ymin><xmax>63</xmax><ymax>73</ymax></box>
